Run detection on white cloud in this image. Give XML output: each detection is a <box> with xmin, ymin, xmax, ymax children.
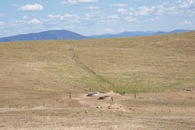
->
<box><xmin>78</xmin><ymin>0</ymin><xmax>98</xmax><ymax>2</ymax></box>
<box><xmin>135</xmin><ymin>6</ymin><xmax>153</xmax><ymax>16</ymax></box>
<box><xmin>107</xmin><ymin>15</ymin><xmax>119</xmax><ymax>19</ymax></box>
<box><xmin>48</xmin><ymin>14</ymin><xmax>64</xmax><ymax>20</ymax></box>
<box><xmin>49</xmin><ymin>14</ymin><xmax>64</xmax><ymax>20</ymax></box>
<box><xmin>112</xmin><ymin>3</ymin><xmax>128</xmax><ymax>8</ymax></box>
<box><xmin>152</xmin><ymin>5</ymin><xmax>166</xmax><ymax>15</ymax></box>
<box><xmin>166</xmin><ymin>6</ymin><xmax>179</xmax><ymax>14</ymax></box>
<box><xmin>84</xmin><ymin>11</ymin><xmax>101</xmax><ymax>19</ymax></box>
<box><xmin>116</xmin><ymin>8</ymin><xmax>128</xmax><ymax>14</ymax></box>
<box><xmin>125</xmin><ymin>17</ymin><xmax>138</xmax><ymax>24</ymax></box>
<box><xmin>48</xmin><ymin>14</ymin><xmax>79</xmax><ymax>20</ymax></box>
<box><xmin>47</xmin><ymin>14</ymin><xmax>80</xmax><ymax>25</ymax></box>
<box><xmin>22</xmin><ymin>16</ymin><xmax>29</xmax><ymax>20</ymax></box>
<box><xmin>105</xmin><ymin>15</ymin><xmax>119</xmax><ymax>22</ymax></box>
<box><xmin>0</xmin><ymin>21</ymin><xmax>5</xmax><ymax>26</ymax></box>
<box><xmin>82</xmin><ymin>11</ymin><xmax>103</xmax><ymax>26</ymax></box>
<box><xmin>139</xmin><ymin>4</ymin><xmax>173</xmax><ymax>16</ymax></box>
<box><xmin>18</xmin><ymin>4</ymin><xmax>43</xmax><ymax>11</ymax></box>
<box><xmin>61</xmin><ymin>0</ymin><xmax>77</xmax><ymax>5</ymax></box>
<box><xmin>103</xmin><ymin>28</ymin><xmax>114</xmax><ymax>33</ymax></box>
<box><xmin>88</xmin><ymin>6</ymin><xmax>99</xmax><ymax>10</ymax></box>
<box><xmin>113</xmin><ymin>3</ymin><xmax>130</xmax><ymax>16</ymax></box>
<box><xmin>28</xmin><ymin>19</ymin><xmax>41</xmax><ymax>24</ymax></box>
<box><xmin>185</xmin><ymin>9</ymin><xmax>195</xmax><ymax>17</ymax></box>
<box><xmin>61</xmin><ymin>0</ymin><xmax>98</xmax><ymax>5</ymax></box>
<box><xmin>179</xmin><ymin>20</ymin><xmax>192</xmax><ymax>25</ymax></box>
<box><xmin>178</xmin><ymin>0</ymin><xmax>195</xmax><ymax>8</ymax></box>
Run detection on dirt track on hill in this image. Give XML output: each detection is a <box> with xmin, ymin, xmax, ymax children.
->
<box><xmin>0</xmin><ymin>89</ymin><xmax>194</xmax><ymax>130</ymax></box>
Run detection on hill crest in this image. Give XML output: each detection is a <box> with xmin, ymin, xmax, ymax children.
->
<box><xmin>0</xmin><ymin>30</ymin><xmax>87</xmax><ymax>42</ymax></box>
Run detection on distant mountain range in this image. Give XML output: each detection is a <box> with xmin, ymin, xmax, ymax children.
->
<box><xmin>0</xmin><ymin>29</ymin><xmax>193</xmax><ymax>42</ymax></box>
<box><xmin>0</xmin><ymin>30</ymin><xmax>87</xmax><ymax>42</ymax></box>
<box><xmin>89</xmin><ymin>29</ymin><xmax>193</xmax><ymax>39</ymax></box>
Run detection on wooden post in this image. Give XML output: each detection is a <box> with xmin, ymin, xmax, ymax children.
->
<box><xmin>111</xmin><ymin>97</ymin><xmax>114</xmax><ymax>102</ymax></box>
<box><xmin>134</xmin><ymin>93</ymin><xmax>137</xmax><ymax>99</ymax></box>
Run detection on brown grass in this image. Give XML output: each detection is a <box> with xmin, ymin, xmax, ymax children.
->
<box><xmin>0</xmin><ymin>32</ymin><xmax>194</xmax><ymax>99</ymax></box>
<box><xmin>0</xmin><ymin>32</ymin><xmax>195</xmax><ymax>129</ymax></box>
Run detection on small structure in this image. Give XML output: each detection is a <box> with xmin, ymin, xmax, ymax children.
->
<box><xmin>98</xmin><ymin>96</ymin><xmax>111</xmax><ymax>100</ymax></box>
<box><xmin>87</xmin><ymin>91</ymin><xmax>99</xmax><ymax>97</ymax></box>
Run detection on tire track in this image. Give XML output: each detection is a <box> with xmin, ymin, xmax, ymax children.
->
<box><xmin>69</xmin><ymin>46</ymin><xmax>114</xmax><ymax>90</ymax></box>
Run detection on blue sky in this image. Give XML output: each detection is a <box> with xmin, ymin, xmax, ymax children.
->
<box><xmin>0</xmin><ymin>0</ymin><xmax>194</xmax><ymax>37</ymax></box>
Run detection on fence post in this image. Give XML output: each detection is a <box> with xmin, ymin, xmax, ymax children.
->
<box><xmin>134</xmin><ymin>93</ymin><xmax>137</xmax><ymax>99</ymax></box>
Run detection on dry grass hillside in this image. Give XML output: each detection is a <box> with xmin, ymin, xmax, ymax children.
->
<box><xmin>0</xmin><ymin>32</ymin><xmax>195</xmax><ymax>130</ymax></box>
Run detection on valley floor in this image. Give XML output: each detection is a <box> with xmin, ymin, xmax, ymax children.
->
<box><xmin>0</xmin><ymin>89</ymin><xmax>195</xmax><ymax>130</ymax></box>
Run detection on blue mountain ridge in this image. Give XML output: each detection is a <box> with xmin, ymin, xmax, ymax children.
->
<box><xmin>89</xmin><ymin>29</ymin><xmax>192</xmax><ymax>39</ymax></box>
<box><xmin>0</xmin><ymin>29</ymin><xmax>193</xmax><ymax>42</ymax></box>
<box><xmin>0</xmin><ymin>30</ymin><xmax>87</xmax><ymax>42</ymax></box>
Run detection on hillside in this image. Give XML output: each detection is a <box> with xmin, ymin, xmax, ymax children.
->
<box><xmin>0</xmin><ymin>31</ymin><xmax>194</xmax><ymax>99</ymax></box>
<box><xmin>0</xmin><ymin>30</ymin><xmax>87</xmax><ymax>42</ymax></box>
<box><xmin>0</xmin><ymin>32</ymin><xmax>195</xmax><ymax>129</ymax></box>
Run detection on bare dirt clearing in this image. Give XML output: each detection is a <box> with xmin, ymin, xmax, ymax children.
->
<box><xmin>0</xmin><ymin>90</ymin><xmax>194</xmax><ymax>130</ymax></box>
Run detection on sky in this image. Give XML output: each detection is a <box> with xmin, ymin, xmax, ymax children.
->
<box><xmin>0</xmin><ymin>0</ymin><xmax>195</xmax><ymax>37</ymax></box>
